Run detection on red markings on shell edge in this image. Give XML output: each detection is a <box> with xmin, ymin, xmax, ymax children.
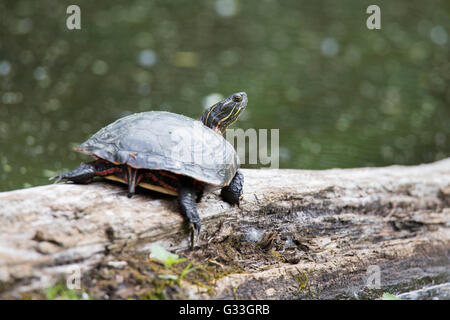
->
<box><xmin>143</xmin><ymin>172</ymin><xmax>178</xmax><ymax>192</ymax></box>
<box><xmin>157</xmin><ymin>170</ymin><xmax>177</xmax><ymax>179</ymax></box>
<box><xmin>97</xmin><ymin>167</ymin><xmax>122</xmax><ymax>176</ymax></box>
<box><xmin>144</xmin><ymin>172</ymin><xmax>159</xmax><ymax>182</ymax></box>
<box><xmin>158</xmin><ymin>180</ymin><xmax>177</xmax><ymax>192</ymax></box>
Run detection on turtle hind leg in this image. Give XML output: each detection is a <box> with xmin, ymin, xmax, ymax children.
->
<box><xmin>220</xmin><ymin>169</ymin><xmax>244</xmax><ymax>207</ymax></box>
<box><xmin>196</xmin><ymin>190</ymin><xmax>204</xmax><ymax>203</ymax></box>
<box><xmin>50</xmin><ymin>162</ymin><xmax>97</xmax><ymax>184</ymax></box>
<box><xmin>178</xmin><ymin>178</ymin><xmax>201</xmax><ymax>248</ymax></box>
<box><xmin>51</xmin><ymin>159</ymin><xmax>120</xmax><ymax>184</ymax></box>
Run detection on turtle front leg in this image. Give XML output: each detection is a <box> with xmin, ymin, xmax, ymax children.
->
<box><xmin>178</xmin><ymin>178</ymin><xmax>201</xmax><ymax>248</ymax></box>
<box><xmin>220</xmin><ymin>169</ymin><xmax>244</xmax><ymax>206</ymax></box>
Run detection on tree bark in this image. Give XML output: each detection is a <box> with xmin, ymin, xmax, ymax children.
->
<box><xmin>0</xmin><ymin>159</ymin><xmax>449</xmax><ymax>299</ymax></box>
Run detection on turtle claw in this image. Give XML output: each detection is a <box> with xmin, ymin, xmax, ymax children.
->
<box><xmin>190</xmin><ymin>222</ymin><xmax>201</xmax><ymax>249</ymax></box>
<box><xmin>49</xmin><ymin>174</ymin><xmax>63</xmax><ymax>184</ymax></box>
<box><xmin>49</xmin><ymin>171</ymin><xmax>74</xmax><ymax>184</ymax></box>
<box><xmin>193</xmin><ymin>221</ymin><xmax>201</xmax><ymax>236</ymax></box>
<box><xmin>47</xmin><ymin>163</ymin><xmax>96</xmax><ymax>184</ymax></box>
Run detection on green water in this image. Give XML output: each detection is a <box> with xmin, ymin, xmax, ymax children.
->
<box><xmin>0</xmin><ymin>0</ymin><xmax>449</xmax><ymax>191</ymax></box>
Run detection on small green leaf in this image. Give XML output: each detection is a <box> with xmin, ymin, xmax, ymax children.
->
<box><xmin>149</xmin><ymin>243</ymin><xmax>186</xmax><ymax>267</ymax></box>
<box><xmin>45</xmin><ymin>282</ymin><xmax>82</xmax><ymax>300</ymax></box>
<box><xmin>381</xmin><ymin>292</ymin><xmax>400</xmax><ymax>300</ymax></box>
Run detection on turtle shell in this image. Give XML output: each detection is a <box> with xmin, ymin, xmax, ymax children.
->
<box><xmin>75</xmin><ymin>111</ymin><xmax>239</xmax><ymax>187</ymax></box>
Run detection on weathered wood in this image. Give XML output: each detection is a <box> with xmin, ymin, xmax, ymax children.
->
<box><xmin>0</xmin><ymin>159</ymin><xmax>449</xmax><ymax>299</ymax></box>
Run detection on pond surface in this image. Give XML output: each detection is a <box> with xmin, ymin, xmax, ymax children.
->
<box><xmin>0</xmin><ymin>0</ymin><xmax>449</xmax><ymax>191</ymax></box>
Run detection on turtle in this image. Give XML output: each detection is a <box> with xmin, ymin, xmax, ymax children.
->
<box><xmin>51</xmin><ymin>92</ymin><xmax>248</xmax><ymax>244</ymax></box>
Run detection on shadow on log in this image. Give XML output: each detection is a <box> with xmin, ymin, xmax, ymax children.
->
<box><xmin>0</xmin><ymin>159</ymin><xmax>449</xmax><ymax>299</ymax></box>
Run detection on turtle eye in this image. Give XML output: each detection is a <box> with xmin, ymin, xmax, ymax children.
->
<box><xmin>233</xmin><ymin>94</ymin><xmax>242</xmax><ymax>102</ymax></box>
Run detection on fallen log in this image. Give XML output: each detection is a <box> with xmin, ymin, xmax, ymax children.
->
<box><xmin>0</xmin><ymin>159</ymin><xmax>449</xmax><ymax>299</ymax></box>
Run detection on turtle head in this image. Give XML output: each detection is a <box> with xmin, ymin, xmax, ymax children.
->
<box><xmin>201</xmin><ymin>92</ymin><xmax>248</xmax><ymax>134</ymax></box>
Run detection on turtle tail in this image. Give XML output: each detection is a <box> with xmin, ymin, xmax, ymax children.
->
<box><xmin>126</xmin><ymin>167</ymin><xmax>140</xmax><ymax>198</ymax></box>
